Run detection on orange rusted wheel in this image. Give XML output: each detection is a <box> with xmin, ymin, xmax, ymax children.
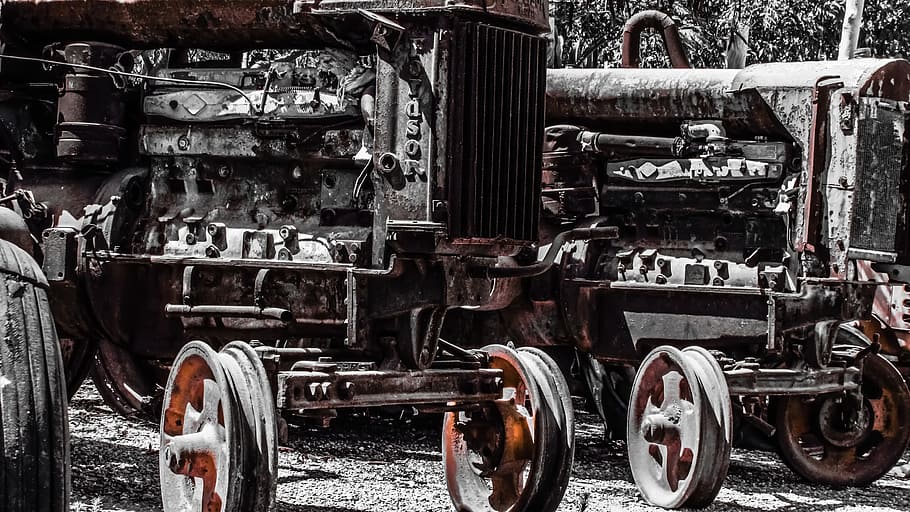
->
<box><xmin>442</xmin><ymin>344</ymin><xmax>573</xmax><ymax>512</ymax></box>
<box><xmin>775</xmin><ymin>344</ymin><xmax>910</xmax><ymax>486</ymax></box>
<box><xmin>626</xmin><ymin>345</ymin><xmax>731</xmax><ymax>509</ymax></box>
<box><xmin>159</xmin><ymin>341</ymin><xmax>277</xmax><ymax>512</ymax></box>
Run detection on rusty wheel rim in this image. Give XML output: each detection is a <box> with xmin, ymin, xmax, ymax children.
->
<box><xmin>516</xmin><ymin>347</ymin><xmax>575</xmax><ymax>512</ymax></box>
<box><xmin>627</xmin><ymin>346</ymin><xmax>729</xmax><ymax>509</ymax></box>
<box><xmin>220</xmin><ymin>341</ymin><xmax>278</xmax><ymax>511</ymax></box>
<box><xmin>443</xmin><ymin>344</ymin><xmax>550</xmax><ymax>512</ymax></box>
<box><xmin>775</xmin><ymin>348</ymin><xmax>910</xmax><ymax>486</ymax></box>
<box><xmin>160</xmin><ymin>341</ymin><xmax>239</xmax><ymax>512</ymax></box>
<box><xmin>92</xmin><ymin>338</ymin><xmax>163</xmax><ymax>422</ymax></box>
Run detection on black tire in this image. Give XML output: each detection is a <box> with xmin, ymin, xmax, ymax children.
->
<box><xmin>601</xmin><ymin>364</ymin><xmax>634</xmax><ymax>440</ymax></box>
<box><xmin>60</xmin><ymin>336</ymin><xmax>97</xmax><ymax>399</ymax></box>
<box><xmin>0</xmin><ymin>239</ymin><xmax>70</xmax><ymax>512</ymax></box>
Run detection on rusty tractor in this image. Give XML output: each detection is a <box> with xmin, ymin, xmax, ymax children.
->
<box><xmin>0</xmin><ymin>1</ymin><xmax>591</xmax><ymax>511</ymax></box>
<box><xmin>1</xmin><ymin>1</ymin><xmax>909</xmax><ymax>511</ymax></box>
<box><xmin>447</xmin><ymin>9</ymin><xmax>910</xmax><ymax>508</ymax></box>
<box><xmin>492</xmin><ymin>11</ymin><xmax>910</xmax><ymax>507</ymax></box>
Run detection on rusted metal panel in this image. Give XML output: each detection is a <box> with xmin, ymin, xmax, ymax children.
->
<box><xmin>0</xmin><ymin>0</ymin><xmax>549</xmax><ymax>50</ymax></box>
<box><xmin>1</xmin><ymin>0</ymin><xmax>333</xmax><ymax>49</ymax></box>
<box><xmin>546</xmin><ymin>68</ymin><xmax>736</xmax><ymax>126</ymax></box>
<box><xmin>319</xmin><ymin>0</ymin><xmax>550</xmax><ymax>31</ymax></box>
<box><xmin>545</xmin><ymin>68</ymin><xmax>791</xmax><ymax>139</ymax></box>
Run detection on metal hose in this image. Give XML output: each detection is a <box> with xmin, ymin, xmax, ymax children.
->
<box><xmin>621</xmin><ymin>10</ymin><xmax>691</xmax><ymax>69</ymax></box>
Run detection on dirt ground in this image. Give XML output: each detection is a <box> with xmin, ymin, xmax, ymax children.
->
<box><xmin>68</xmin><ymin>383</ymin><xmax>910</xmax><ymax>512</ymax></box>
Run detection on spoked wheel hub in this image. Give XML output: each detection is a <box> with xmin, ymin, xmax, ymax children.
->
<box><xmin>458</xmin><ymin>400</ymin><xmax>533</xmax><ymax>509</ymax></box>
<box><xmin>160</xmin><ymin>341</ymin><xmax>277</xmax><ymax>512</ymax></box>
<box><xmin>627</xmin><ymin>346</ymin><xmax>732</xmax><ymax>509</ymax></box>
<box><xmin>816</xmin><ymin>394</ymin><xmax>872</xmax><ymax>448</ymax></box>
<box><xmin>443</xmin><ymin>344</ymin><xmax>574</xmax><ymax>512</ymax></box>
<box><xmin>775</xmin><ymin>339</ymin><xmax>910</xmax><ymax>486</ymax></box>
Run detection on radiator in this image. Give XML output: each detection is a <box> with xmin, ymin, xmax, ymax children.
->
<box><xmin>447</xmin><ymin>23</ymin><xmax>546</xmax><ymax>243</ymax></box>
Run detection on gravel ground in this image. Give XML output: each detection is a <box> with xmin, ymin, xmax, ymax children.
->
<box><xmin>69</xmin><ymin>383</ymin><xmax>910</xmax><ymax>512</ymax></box>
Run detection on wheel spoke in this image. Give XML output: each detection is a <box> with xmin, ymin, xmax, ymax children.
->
<box><xmin>489</xmin><ymin>473</ymin><xmax>522</xmax><ymax>512</ymax></box>
<box><xmin>198</xmin><ymin>379</ymin><xmax>222</xmax><ymax>428</ymax></box>
<box><xmin>160</xmin><ymin>344</ymin><xmax>235</xmax><ymax>512</ymax></box>
<box><xmin>639</xmin><ymin>371</ymin><xmax>698</xmax><ymax>492</ymax></box>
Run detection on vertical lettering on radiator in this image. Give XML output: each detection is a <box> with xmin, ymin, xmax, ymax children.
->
<box><xmin>404</xmin><ymin>39</ymin><xmax>426</xmax><ymax>180</ymax></box>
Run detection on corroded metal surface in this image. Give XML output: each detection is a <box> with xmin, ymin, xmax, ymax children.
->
<box><xmin>0</xmin><ymin>0</ymin><xmax>549</xmax><ymax>49</ymax></box>
<box><xmin>442</xmin><ymin>345</ymin><xmax>574</xmax><ymax>512</ymax></box>
<box><xmin>0</xmin><ymin>2</ymin><xmax>573</xmax><ymax>511</ymax></box>
<box><xmin>620</xmin><ymin>10</ymin><xmax>690</xmax><ymax>69</ymax></box>
<box><xmin>1</xmin><ymin>0</ymin><xmax>333</xmax><ymax>49</ymax></box>
<box><xmin>774</xmin><ymin>345</ymin><xmax>910</xmax><ymax>486</ymax></box>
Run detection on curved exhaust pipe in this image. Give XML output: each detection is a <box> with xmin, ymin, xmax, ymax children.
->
<box><xmin>621</xmin><ymin>10</ymin><xmax>691</xmax><ymax>69</ymax></box>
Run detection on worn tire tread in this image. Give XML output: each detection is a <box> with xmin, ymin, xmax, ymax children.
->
<box><xmin>0</xmin><ymin>238</ymin><xmax>69</xmax><ymax>512</ymax></box>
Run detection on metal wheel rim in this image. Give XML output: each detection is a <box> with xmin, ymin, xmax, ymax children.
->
<box><xmin>443</xmin><ymin>344</ymin><xmax>544</xmax><ymax>512</ymax></box>
<box><xmin>680</xmin><ymin>347</ymin><xmax>733</xmax><ymax>507</ymax></box>
<box><xmin>775</xmin><ymin>350</ymin><xmax>910</xmax><ymax>486</ymax></box>
<box><xmin>627</xmin><ymin>346</ymin><xmax>711</xmax><ymax>508</ymax></box>
<box><xmin>516</xmin><ymin>347</ymin><xmax>575</xmax><ymax>512</ymax></box>
<box><xmin>221</xmin><ymin>341</ymin><xmax>278</xmax><ymax>511</ymax></box>
<box><xmin>91</xmin><ymin>338</ymin><xmax>163</xmax><ymax>422</ymax></box>
<box><xmin>160</xmin><ymin>341</ymin><xmax>239</xmax><ymax>512</ymax></box>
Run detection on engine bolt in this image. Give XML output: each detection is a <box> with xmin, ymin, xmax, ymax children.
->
<box><xmin>339</xmin><ymin>382</ymin><xmax>355</xmax><ymax>400</ymax></box>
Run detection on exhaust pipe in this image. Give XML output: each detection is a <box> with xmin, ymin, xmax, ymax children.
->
<box><xmin>621</xmin><ymin>10</ymin><xmax>691</xmax><ymax>69</ymax></box>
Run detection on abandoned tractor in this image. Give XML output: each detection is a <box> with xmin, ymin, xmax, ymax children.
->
<box><xmin>0</xmin><ymin>1</ymin><xmax>586</xmax><ymax>511</ymax></box>
<box><xmin>508</xmin><ymin>16</ymin><xmax>910</xmax><ymax>508</ymax></box>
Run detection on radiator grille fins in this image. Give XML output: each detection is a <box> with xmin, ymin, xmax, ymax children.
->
<box><xmin>851</xmin><ymin>103</ymin><xmax>906</xmax><ymax>253</ymax></box>
<box><xmin>448</xmin><ymin>23</ymin><xmax>546</xmax><ymax>242</ymax></box>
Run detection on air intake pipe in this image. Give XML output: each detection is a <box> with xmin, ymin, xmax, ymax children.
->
<box><xmin>621</xmin><ymin>10</ymin><xmax>691</xmax><ymax>69</ymax></box>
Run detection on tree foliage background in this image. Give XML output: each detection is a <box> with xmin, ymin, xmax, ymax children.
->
<box><xmin>554</xmin><ymin>0</ymin><xmax>910</xmax><ymax>68</ymax></box>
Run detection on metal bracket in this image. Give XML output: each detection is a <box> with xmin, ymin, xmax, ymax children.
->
<box><xmin>167</xmin><ymin>265</ymin><xmax>292</xmax><ymax>322</ymax></box>
<box><xmin>726</xmin><ymin>365</ymin><xmax>860</xmax><ymax>396</ymax></box>
<box><xmin>871</xmin><ymin>262</ymin><xmax>910</xmax><ymax>283</ymax></box>
<box><xmin>358</xmin><ymin>9</ymin><xmax>407</xmax><ymax>53</ymax></box>
<box><xmin>41</xmin><ymin>227</ymin><xmax>79</xmax><ymax>282</ymax></box>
